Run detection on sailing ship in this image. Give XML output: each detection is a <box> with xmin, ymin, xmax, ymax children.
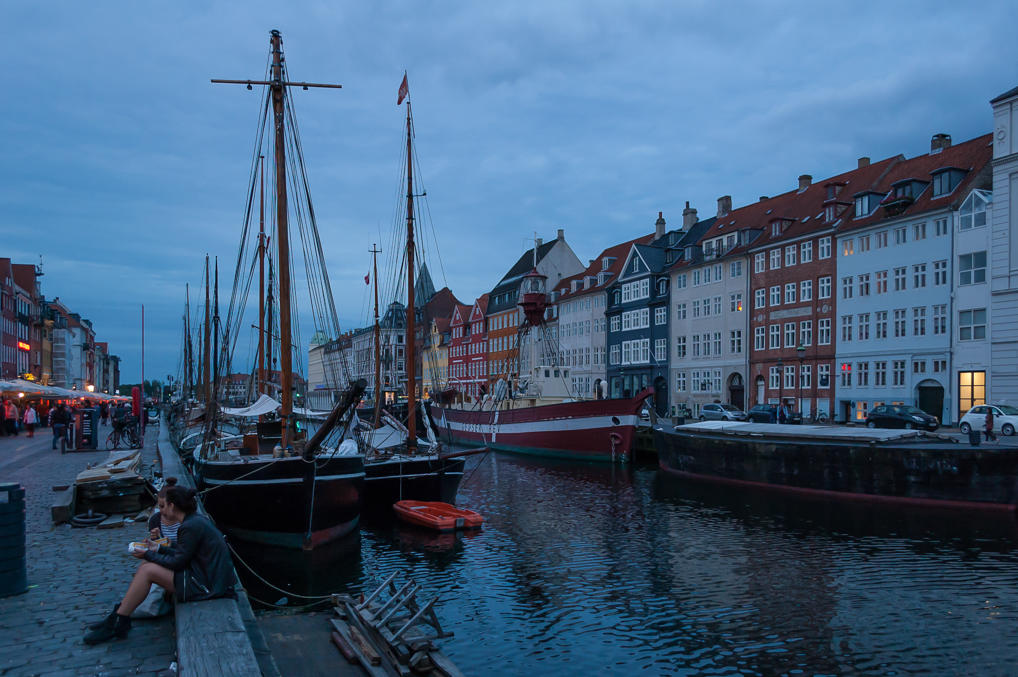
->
<box><xmin>191</xmin><ymin>30</ymin><xmax>365</xmax><ymax>550</ymax></box>
<box><xmin>429</xmin><ymin>267</ymin><xmax>654</xmax><ymax>463</ymax></box>
<box><xmin>358</xmin><ymin>75</ymin><xmax>465</xmax><ymax>511</ymax></box>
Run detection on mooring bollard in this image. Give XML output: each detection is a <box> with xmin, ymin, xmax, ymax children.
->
<box><xmin>0</xmin><ymin>482</ymin><xmax>28</xmax><ymax>598</ymax></box>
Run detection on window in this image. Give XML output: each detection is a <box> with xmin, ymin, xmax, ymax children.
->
<box><xmin>819</xmin><ymin>276</ymin><xmax>832</xmax><ymax>299</ymax></box>
<box><xmin>676</xmin><ymin>303</ymin><xmax>687</xmax><ymax>320</ymax></box>
<box><xmin>785</xmin><ymin>322</ymin><xmax>796</xmax><ymax>347</ymax></box>
<box><xmin>818</xmin><ymin>363</ymin><xmax>831</xmax><ymax>389</ymax></box>
<box><xmin>676</xmin><ymin>336</ymin><xmax>687</xmax><ymax>358</ymax></box>
<box><xmin>692</xmin><ymin>335</ymin><xmax>701</xmax><ymax>357</ymax></box>
<box><xmin>841</xmin><ymin>315</ymin><xmax>853</xmax><ymax>341</ymax></box>
<box><xmin>770</xmin><ymin>286</ymin><xmax>781</xmax><ymax>306</ymax></box>
<box><xmin>800</xmin><ymin>279</ymin><xmax>813</xmax><ymax>301</ymax></box>
<box><xmin>857</xmin><ymin>362</ymin><xmax>869</xmax><ymax>386</ymax></box>
<box><xmin>785</xmin><ymin>245</ymin><xmax>797</xmax><ymax>266</ymax></box>
<box><xmin>801</xmin><ymin>241</ymin><xmax>813</xmax><ymax>263</ymax></box>
<box><xmin>935</xmin><ymin>218</ymin><xmax>948</xmax><ymax>236</ymax></box>
<box><xmin>842</xmin><ymin>276</ymin><xmax>854</xmax><ymax>299</ymax></box>
<box><xmin>800</xmin><ymin>364</ymin><xmax>811</xmax><ymax>389</ymax></box>
<box><xmin>769</xmin><ymin>367</ymin><xmax>780</xmax><ymax>390</ymax></box>
<box><xmin>713</xmin><ymin>332</ymin><xmax>722</xmax><ymax>357</ymax></box>
<box><xmin>693</xmin><ymin>270</ymin><xmax>701</xmax><ymax>287</ymax></box>
<box><xmin>785</xmin><ymin>283</ymin><xmax>797</xmax><ymax>304</ymax></box>
<box><xmin>784</xmin><ymin>365</ymin><xmax>796</xmax><ymax>389</ymax></box>
<box><xmin>858</xmin><ymin>313</ymin><xmax>870</xmax><ymax>340</ymax></box>
<box><xmin>754</xmin><ymin>289</ymin><xmax>766</xmax><ymax>309</ymax></box>
<box><xmin>874</xmin><ymin>361</ymin><xmax>887</xmax><ymax>387</ymax></box>
<box><xmin>894</xmin><ymin>227</ymin><xmax>907</xmax><ymax>245</ymax></box>
<box><xmin>769</xmin><ymin>324</ymin><xmax>781</xmax><ymax>349</ymax></box>
<box><xmin>754</xmin><ymin>252</ymin><xmax>766</xmax><ymax>273</ymax></box>
<box><xmin>655</xmin><ymin>307</ymin><xmax>667</xmax><ymax>325</ymax></box>
<box><xmin>655</xmin><ymin>339</ymin><xmax>667</xmax><ymax>362</ymax></box>
<box><xmin>713</xmin><ymin>264</ymin><xmax>722</xmax><ymax>282</ymax></box>
<box><xmin>959</xmin><ymin>308</ymin><xmax>987</xmax><ymax>340</ymax></box>
<box><xmin>692</xmin><ymin>300</ymin><xmax>701</xmax><ymax>319</ymax></box>
<box><xmin>913</xmin><ymin>263</ymin><xmax>927</xmax><ymax>288</ymax></box>
<box><xmin>933</xmin><ymin>304</ymin><xmax>947</xmax><ymax>335</ymax></box>
<box><xmin>934</xmin><ymin>260</ymin><xmax>947</xmax><ymax>286</ymax></box>
<box><xmin>876</xmin><ymin>270</ymin><xmax>888</xmax><ymax>294</ymax></box>
<box><xmin>893</xmin><ymin>309</ymin><xmax>907</xmax><ymax>337</ymax></box>
<box><xmin>730</xmin><ymin>293</ymin><xmax>743</xmax><ymax>312</ymax></box>
<box><xmin>959</xmin><ymin>191</ymin><xmax>989</xmax><ymax>230</ymax></box>
<box><xmin>913</xmin><ymin>360</ymin><xmax>927</xmax><ymax>374</ymax></box>
<box><xmin>913</xmin><ymin>222</ymin><xmax>926</xmax><ymax>240</ymax></box>
<box><xmin>610</xmin><ymin>316</ymin><xmax>620</xmax><ymax>333</ymax></box>
<box><xmin>730</xmin><ymin>260</ymin><xmax>743</xmax><ymax>277</ymax></box>
<box><xmin>754</xmin><ymin>326</ymin><xmax>766</xmax><ymax>351</ymax></box>
<box><xmin>858</xmin><ymin>235</ymin><xmax>870</xmax><ymax>252</ymax></box>
<box><xmin>894</xmin><ymin>267</ymin><xmax>906</xmax><ymax>291</ymax></box>
<box><xmin>892</xmin><ymin>360</ymin><xmax>905</xmax><ymax>387</ymax></box>
<box><xmin>676</xmin><ymin>274</ymin><xmax>687</xmax><ymax>289</ymax></box>
<box><xmin>934</xmin><ymin>359</ymin><xmax>947</xmax><ymax>373</ymax></box>
<box><xmin>818</xmin><ymin>318</ymin><xmax>831</xmax><ymax>345</ymax></box>
<box><xmin>800</xmin><ymin>320</ymin><xmax>812</xmax><ymax>346</ymax></box>
<box><xmin>842</xmin><ymin>239</ymin><xmax>855</xmax><ymax>256</ymax></box>
<box><xmin>676</xmin><ymin>372</ymin><xmax>687</xmax><ymax>392</ymax></box>
<box><xmin>958</xmin><ymin>371</ymin><xmax>986</xmax><ymax>419</ymax></box>
<box><xmin>609</xmin><ymin>345</ymin><xmax>619</xmax><ymax>365</ymax></box>
<box><xmin>713</xmin><ymin>296</ymin><xmax>722</xmax><ymax>316</ymax></box>
<box><xmin>730</xmin><ymin>330</ymin><xmax>743</xmax><ymax>354</ymax></box>
<box><xmin>840</xmin><ymin>364</ymin><xmax>852</xmax><ymax>387</ymax></box>
<box><xmin>858</xmin><ymin>273</ymin><xmax>870</xmax><ymax>296</ymax></box>
<box><xmin>701</xmin><ymin>333</ymin><xmax>711</xmax><ymax>357</ymax></box>
<box><xmin>770</xmin><ymin>249</ymin><xmax>781</xmax><ymax>270</ymax></box>
<box><xmin>876</xmin><ymin>311</ymin><xmax>888</xmax><ymax>339</ymax></box>
<box><xmin>959</xmin><ymin>252</ymin><xmax>987</xmax><ymax>285</ymax></box>
<box><xmin>913</xmin><ymin>307</ymin><xmax>927</xmax><ymax>336</ymax></box>
<box><xmin>876</xmin><ymin>231</ymin><xmax>888</xmax><ymax>248</ymax></box>
<box><xmin>819</xmin><ymin>237</ymin><xmax>831</xmax><ymax>259</ymax></box>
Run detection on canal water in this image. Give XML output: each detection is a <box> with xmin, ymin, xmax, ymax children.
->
<box><xmin>235</xmin><ymin>452</ymin><xmax>1018</xmax><ymax>675</ymax></box>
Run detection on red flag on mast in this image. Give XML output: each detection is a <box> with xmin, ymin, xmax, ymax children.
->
<box><xmin>364</xmin><ymin>272</ymin><xmax>370</xmax><ymax>285</ymax></box>
<box><xmin>397</xmin><ymin>73</ymin><xmax>409</xmax><ymax>105</ymax></box>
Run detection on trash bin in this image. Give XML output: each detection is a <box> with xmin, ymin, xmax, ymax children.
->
<box><xmin>968</xmin><ymin>429</ymin><xmax>982</xmax><ymax>447</ymax></box>
<box><xmin>0</xmin><ymin>482</ymin><xmax>27</xmax><ymax>598</ymax></box>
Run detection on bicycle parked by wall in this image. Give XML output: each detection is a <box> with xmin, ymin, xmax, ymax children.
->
<box><xmin>105</xmin><ymin>415</ymin><xmax>141</xmax><ymax>450</ymax></box>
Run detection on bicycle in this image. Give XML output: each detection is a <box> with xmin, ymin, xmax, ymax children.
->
<box><xmin>106</xmin><ymin>418</ymin><xmax>142</xmax><ymax>450</ymax></box>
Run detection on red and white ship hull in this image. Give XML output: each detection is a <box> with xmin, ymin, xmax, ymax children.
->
<box><xmin>429</xmin><ymin>390</ymin><xmax>652</xmax><ymax>462</ymax></box>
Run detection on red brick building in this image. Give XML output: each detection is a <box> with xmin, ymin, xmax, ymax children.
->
<box><xmin>446</xmin><ymin>303</ymin><xmax>473</xmax><ymax>401</ymax></box>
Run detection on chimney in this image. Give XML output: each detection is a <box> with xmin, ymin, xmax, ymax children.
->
<box><xmin>759</xmin><ymin>196</ymin><xmax>768</xmax><ymax>202</ymax></box>
<box><xmin>535</xmin><ymin>237</ymin><xmax>543</xmax><ymax>248</ymax></box>
<box><xmin>716</xmin><ymin>195</ymin><xmax>732</xmax><ymax>218</ymax></box>
<box><xmin>682</xmin><ymin>202</ymin><xmax>698</xmax><ymax>229</ymax></box>
<box><xmin>655</xmin><ymin>211</ymin><xmax>667</xmax><ymax>239</ymax></box>
<box><xmin>931</xmin><ymin>133</ymin><xmax>952</xmax><ymax>153</ymax></box>
<box><xmin>798</xmin><ymin>174</ymin><xmax>812</xmax><ymax>191</ymax></box>
<box><xmin>857</xmin><ymin>156</ymin><xmax>870</xmax><ymax>168</ymax></box>
<box><xmin>556</xmin><ymin>228</ymin><xmax>564</xmax><ymax>241</ymax></box>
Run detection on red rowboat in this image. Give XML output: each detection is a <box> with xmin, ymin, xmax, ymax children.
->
<box><xmin>393</xmin><ymin>500</ymin><xmax>484</xmax><ymax>532</ymax></box>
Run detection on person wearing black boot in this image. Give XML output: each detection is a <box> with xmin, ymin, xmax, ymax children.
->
<box><xmin>83</xmin><ymin>485</ymin><xmax>235</xmax><ymax>645</ymax></box>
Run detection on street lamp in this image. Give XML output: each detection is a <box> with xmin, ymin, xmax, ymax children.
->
<box><xmin>776</xmin><ymin>358</ymin><xmax>784</xmax><ymax>406</ymax></box>
<box><xmin>796</xmin><ymin>345</ymin><xmax>807</xmax><ymax>419</ymax></box>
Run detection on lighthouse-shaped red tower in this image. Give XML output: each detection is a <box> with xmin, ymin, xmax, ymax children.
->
<box><xmin>518</xmin><ymin>268</ymin><xmax>548</xmax><ymax>328</ymax></box>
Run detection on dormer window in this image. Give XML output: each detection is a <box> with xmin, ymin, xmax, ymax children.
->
<box><xmin>931</xmin><ymin>167</ymin><xmax>967</xmax><ymax>197</ymax></box>
<box><xmin>601</xmin><ymin>256</ymin><xmax>615</xmax><ymax>271</ymax></box>
<box><xmin>853</xmin><ymin>192</ymin><xmax>883</xmax><ymax>218</ymax></box>
<box><xmin>825</xmin><ymin>182</ymin><xmax>846</xmax><ymax>200</ymax></box>
<box><xmin>959</xmin><ymin>189</ymin><xmax>991</xmax><ymax>230</ymax></box>
<box><xmin>769</xmin><ymin>218</ymin><xmax>793</xmax><ymax>235</ymax></box>
<box><xmin>657</xmin><ymin>279</ymin><xmax>667</xmax><ymax>296</ymax></box>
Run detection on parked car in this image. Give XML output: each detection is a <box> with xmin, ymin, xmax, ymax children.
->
<box><xmin>865</xmin><ymin>404</ymin><xmax>939</xmax><ymax>431</ymax></box>
<box><xmin>146</xmin><ymin>407</ymin><xmax>160</xmax><ymax>424</ymax></box>
<box><xmin>747</xmin><ymin>404</ymin><xmax>802</xmax><ymax>424</ymax></box>
<box><xmin>699</xmin><ymin>403</ymin><xmax>749</xmax><ymax>422</ymax></box>
<box><xmin>959</xmin><ymin>404</ymin><xmax>1018</xmax><ymax>436</ymax></box>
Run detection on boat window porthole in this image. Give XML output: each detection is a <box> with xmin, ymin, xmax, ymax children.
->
<box><xmin>612</xmin><ymin>416</ymin><xmax>621</xmax><ymax>425</ymax></box>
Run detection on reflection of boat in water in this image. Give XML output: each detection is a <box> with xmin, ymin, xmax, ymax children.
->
<box><xmin>655</xmin><ymin>421</ymin><xmax>1018</xmax><ymax>511</ymax></box>
<box><xmin>393</xmin><ymin>522</ymin><xmax>480</xmax><ymax>555</ymax></box>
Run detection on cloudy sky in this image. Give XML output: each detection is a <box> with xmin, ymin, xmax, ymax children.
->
<box><xmin>4</xmin><ymin>1</ymin><xmax>1016</xmax><ymax>385</ymax></box>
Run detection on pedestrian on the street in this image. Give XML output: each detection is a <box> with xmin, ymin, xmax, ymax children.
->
<box><xmin>100</xmin><ymin>401</ymin><xmax>109</xmax><ymax>426</ymax></box>
<box><xmin>22</xmin><ymin>404</ymin><xmax>37</xmax><ymax>438</ymax></box>
<box><xmin>4</xmin><ymin>400</ymin><xmax>19</xmax><ymax>436</ymax></box>
<box><xmin>778</xmin><ymin>401</ymin><xmax>789</xmax><ymax>425</ymax></box>
<box><xmin>51</xmin><ymin>403</ymin><xmax>69</xmax><ymax>450</ymax></box>
<box><xmin>83</xmin><ymin>485</ymin><xmax>235</xmax><ymax>645</ymax></box>
<box><xmin>986</xmin><ymin>408</ymin><xmax>997</xmax><ymax>442</ymax></box>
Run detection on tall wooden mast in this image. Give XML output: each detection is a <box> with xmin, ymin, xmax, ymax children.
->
<box><xmin>257</xmin><ymin>154</ymin><xmax>266</xmax><ymax>397</ymax></box>
<box><xmin>404</xmin><ymin>93</ymin><xmax>418</xmax><ymax>451</ymax></box>
<box><xmin>185</xmin><ymin>283</ymin><xmax>192</xmax><ymax>398</ymax></box>
<box><xmin>371</xmin><ymin>243</ymin><xmax>382</xmax><ymax>429</ymax></box>
<box><xmin>213</xmin><ymin>257</ymin><xmax>220</xmax><ymax>401</ymax></box>
<box><xmin>204</xmin><ymin>256</ymin><xmax>211</xmax><ymax>404</ymax></box>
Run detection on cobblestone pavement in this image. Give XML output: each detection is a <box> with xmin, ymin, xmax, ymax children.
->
<box><xmin>0</xmin><ymin>424</ymin><xmax>176</xmax><ymax>676</ymax></box>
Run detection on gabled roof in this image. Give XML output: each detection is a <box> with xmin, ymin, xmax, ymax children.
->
<box><xmin>422</xmin><ymin>287</ymin><xmax>462</xmax><ymax>323</ymax></box>
<box><xmin>449</xmin><ymin>303</ymin><xmax>471</xmax><ymax>327</ymax></box>
<box><xmin>487</xmin><ymin>237</ymin><xmax>559</xmax><ymax>313</ymax></box>
<box><xmin>11</xmin><ymin>264</ymin><xmax>36</xmax><ymax>295</ymax></box>
<box><xmin>554</xmin><ymin>233</ymin><xmax>656</xmax><ymax>302</ymax></box>
<box><xmin>470</xmin><ymin>294</ymin><xmax>489</xmax><ymax>318</ymax></box>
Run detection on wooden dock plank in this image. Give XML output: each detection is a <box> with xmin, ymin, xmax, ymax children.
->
<box><xmin>50</xmin><ymin>486</ymin><xmax>75</xmax><ymax>525</ymax></box>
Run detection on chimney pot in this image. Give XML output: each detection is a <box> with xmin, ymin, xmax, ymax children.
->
<box><xmin>536</xmin><ymin>237</ymin><xmax>543</xmax><ymax>248</ymax></box>
<box><xmin>716</xmin><ymin>195</ymin><xmax>732</xmax><ymax>218</ymax></box>
<box><xmin>556</xmin><ymin>228</ymin><xmax>564</xmax><ymax>240</ymax></box>
<box><xmin>857</xmin><ymin>156</ymin><xmax>870</xmax><ymax>168</ymax></box>
<box><xmin>931</xmin><ymin>133</ymin><xmax>952</xmax><ymax>153</ymax></box>
<box><xmin>759</xmin><ymin>196</ymin><xmax>768</xmax><ymax>202</ymax></box>
<box><xmin>655</xmin><ymin>211</ymin><xmax>667</xmax><ymax>239</ymax></box>
<box><xmin>682</xmin><ymin>203</ymin><xmax>698</xmax><ymax>229</ymax></box>
<box><xmin>798</xmin><ymin>174</ymin><xmax>812</xmax><ymax>191</ymax></box>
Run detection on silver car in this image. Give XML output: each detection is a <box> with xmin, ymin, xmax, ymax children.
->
<box><xmin>699</xmin><ymin>403</ymin><xmax>749</xmax><ymax>421</ymax></box>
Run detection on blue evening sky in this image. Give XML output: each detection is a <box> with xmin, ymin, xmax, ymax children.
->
<box><xmin>3</xmin><ymin>1</ymin><xmax>1016</xmax><ymax>384</ymax></box>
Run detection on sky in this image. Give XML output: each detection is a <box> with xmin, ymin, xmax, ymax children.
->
<box><xmin>4</xmin><ymin>1</ymin><xmax>1017</xmax><ymax>385</ymax></box>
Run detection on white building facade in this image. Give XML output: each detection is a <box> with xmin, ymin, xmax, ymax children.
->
<box><xmin>990</xmin><ymin>86</ymin><xmax>1018</xmax><ymax>406</ymax></box>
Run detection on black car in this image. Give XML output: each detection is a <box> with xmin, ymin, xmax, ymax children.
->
<box><xmin>747</xmin><ymin>404</ymin><xmax>802</xmax><ymax>424</ymax></box>
<box><xmin>864</xmin><ymin>404</ymin><xmax>938</xmax><ymax>431</ymax></box>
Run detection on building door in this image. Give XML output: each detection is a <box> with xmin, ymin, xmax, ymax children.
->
<box><xmin>653</xmin><ymin>376</ymin><xmax>668</xmax><ymax>416</ymax></box>
<box><xmin>728</xmin><ymin>373</ymin><xmax>744</xmax><ymax>409</ymax></box>
<box><xmin>755</xmin><ymin>376</ymin><xmax>765</xmax><ymax>406</ymax></box>
<box><xmin>957</xmin><ymin>371</ymin><xmax>985</xmax><ymax>420</ymax></box>
<box><xmin>916</xmin><ymin>380</ymin><xmax>945</xmax><ymax>422</ymax></box>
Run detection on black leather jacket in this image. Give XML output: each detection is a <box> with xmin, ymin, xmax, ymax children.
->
<box><xmin>144</xmin><ymin>513</ymin><xmax>236</xmax><ymax>602</ymax></box>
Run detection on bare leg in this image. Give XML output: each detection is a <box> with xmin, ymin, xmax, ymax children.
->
<box><xmin>118</xmin><ymin>562</ymin><xmax>175</xmax><ymax>615</ymax></box>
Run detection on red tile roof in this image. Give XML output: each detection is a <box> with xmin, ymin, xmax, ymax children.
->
<box><xmin>554</xmin><ymin>232</ymin><xmax>656</xmax><ymax>301</ymax></box>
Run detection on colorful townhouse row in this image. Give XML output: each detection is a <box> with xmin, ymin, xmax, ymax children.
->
<box><xmin>309</xmin><ymin>85</ymin><xmax>1018</xmax><ymax>426</ymax></box>
<box><xmin>0</xmin><ymin>257</ymin><xmax>120</xmax><ymax>392</ymax></box>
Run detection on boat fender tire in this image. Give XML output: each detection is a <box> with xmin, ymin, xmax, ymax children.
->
<box><xmin>71</xmin><ymin>513</ymin><xmax>108</xmax><ymax>528</ymax></box>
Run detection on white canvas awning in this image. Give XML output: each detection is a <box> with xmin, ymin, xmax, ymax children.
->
<box><xmin>221</xmin><ymin>394</ymin><xmax>281</xmax><ymax>418</ymax></box>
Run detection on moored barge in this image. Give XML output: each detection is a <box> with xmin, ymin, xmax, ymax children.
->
<box><xmin>655</xmin><ymin>421</ymin><xmax>1018</xmax><ymax>511</ymax></box>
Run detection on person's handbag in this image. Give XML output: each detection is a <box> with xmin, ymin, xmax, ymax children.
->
<box><xmin>131</xmin><ymin>583</ymin><xmax>172</xmax><ymax>618</ymax></box>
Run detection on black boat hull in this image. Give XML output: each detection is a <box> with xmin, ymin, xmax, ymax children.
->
<box><xmin>363</xmin><ymin>456</ymin><xmax>465</xmax><ymax>512</ymax></box>
<box><xmin>654</xmin><ymin>424</ymin><xmax>1018</xmax><ymax>511</ymax></box>
<box><xmin>194</xmin><ymin>453</ymin><xmax>364</xmax><ymax>549</ymax></box>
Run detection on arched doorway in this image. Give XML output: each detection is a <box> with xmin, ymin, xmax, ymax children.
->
<box><xmin>728</xmin><ymin>372</ymin><xmax>745</xmax><ymax>410</ymax></box>
<box><xmin>593</xmin><ymin>378</ymin><xmax>603</xmax><ymax>400</ymax></box>
<box><xmin>755</xmin><ymin>375</ymin><xmax>765</xmax><ymax>406</ymax></box>
<box><xmin>916</xmin><ymin>379</ymin><xmax>945</xmax><ymax>421</ymax></box>
<box><xmin>653</xmin><ymin>376</ymin><xmax>668</xmax><ymax>416</ymax></box>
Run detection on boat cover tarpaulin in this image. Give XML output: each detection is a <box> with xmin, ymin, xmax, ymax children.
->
<box><xmin>221</xmin><ymin>394</ymin><xmax>281</xmax><ymax>418</ymax></box>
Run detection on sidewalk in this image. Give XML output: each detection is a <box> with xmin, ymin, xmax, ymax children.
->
<box><xmin>0</xmin><ymin>425</ymin><xmax>176</xmax><ymax>677</ymax></box>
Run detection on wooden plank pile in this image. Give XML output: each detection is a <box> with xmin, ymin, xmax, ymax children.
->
<box><xmin>329</xmin><ymin>573</ymin><xmax>464</xmax><ymax>677</ymax></box>
<box><xmin>74</xmin><ymin>450</ymin><xmax>154</xmax><ymax>515</ymax></box>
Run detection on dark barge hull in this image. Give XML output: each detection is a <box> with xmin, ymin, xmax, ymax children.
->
<box><xmin>654</xmin><ymin>422</ymin><xmax>1018</xmax><ymax>511</ymax></box>
<box><xmin>195</xmin><ymin>453</ymin><xmax>364</xmax><ymax>549</ymax></box>
<box><xmin>363</xmin><ymin>456</ymin><xmax>466</xmax><ymax>512</ymax></box>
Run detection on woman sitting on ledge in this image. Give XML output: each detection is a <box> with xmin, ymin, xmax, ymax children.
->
<box><xmin>83</xmin><ymin>485</ymin><xmax>236</xmax><ymax>645</ymax></box>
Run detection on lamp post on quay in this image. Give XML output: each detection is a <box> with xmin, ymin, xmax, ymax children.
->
<box><xmin>796</xmin><ymin>344</ymin><xmax>807</xmax><ymax>419</ymax></box>
<box><xmin>776</xmin><ymin>358</ymin><xmax>784</xmax><ymax>409</ymax></box>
